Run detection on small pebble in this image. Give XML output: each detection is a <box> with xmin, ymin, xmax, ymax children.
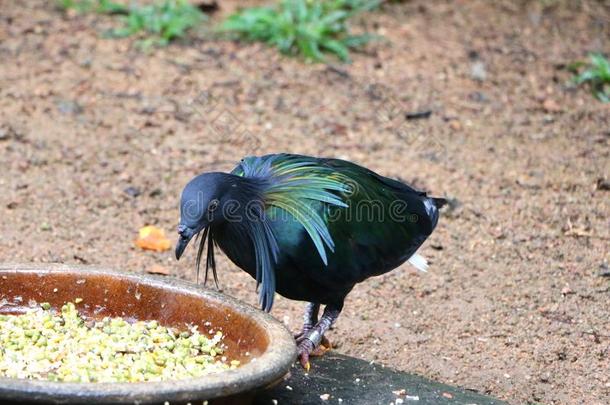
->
<box><xmin>320</xmin><ymin>393</ymin><xmax>330</xmax><ymax>401</ymax></box>
<box><xmin>56</xmin><ymin>99</ymin><xmax>83</xmax><ymax>115</ymax></box>
<box><xmin>470</xmin><ymin>61</ymin><xmax>487</xmax><ymax>81</ymax></box>
<box><xmin>124</xmin><ymin>186</ymin><xmax>141</xmax><ymax>198</ymax></box>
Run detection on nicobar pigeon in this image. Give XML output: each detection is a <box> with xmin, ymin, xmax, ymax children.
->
<box><xmin>175</xmin><ymin>153</ymin><xmax>446</xmax><ymax>369</ymax></box>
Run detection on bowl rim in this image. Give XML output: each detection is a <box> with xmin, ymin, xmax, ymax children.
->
<box><xmin>0</xmin><ymin>263</ymin><xmax>297</xmax><ymax>404</ymax></box>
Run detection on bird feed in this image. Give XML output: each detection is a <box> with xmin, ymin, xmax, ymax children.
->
<box><xmin>0</xmin><ymin>301</ymin><xmax>239</xmax><ymax>382</ymax></box>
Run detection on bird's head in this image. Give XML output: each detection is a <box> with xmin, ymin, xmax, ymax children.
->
<box><xmin>175</xmin><ymin>172</ymin><xmax>233</xmax><ymax>260</ymax></box>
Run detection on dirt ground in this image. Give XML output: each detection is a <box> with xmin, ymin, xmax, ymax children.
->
<box><xmin>0</xmin><ymin>0</ymin><xmax>609</xmax><ymax>404</ymax></box>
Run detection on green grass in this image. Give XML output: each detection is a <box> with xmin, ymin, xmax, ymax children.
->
<box><xmin>220</xmin><ymin>0</ymin><xmax>381</xmax><ymax>62</ymax></box>
<box><xmin>57</xmin><ymin>0</ymin><xmax>127</xmax><ymax>14</ymax></box>
<box><xmin>110</xmin><ymin>0</ymin><xmax>205</xmax><ymax>48</ymax></box>
<box><xmin>571</xmin><ymin>53</ymin><xmax>610</xmax><ymax>102</ymax></box>
<box><xmin>58</xmin><ymin>0</ymin><xmax>205</xmax><ymax>48</ymax></box>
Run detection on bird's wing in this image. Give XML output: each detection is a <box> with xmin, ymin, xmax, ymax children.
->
<box><xmin>318</xmin><ymin>156</ymin><xmax>441</xmax><ymax>233</ymax></box>
<box><xmin>316</xmin><ymin>157</ymin><xmax>442</xmax><ymax>276</ymax></box>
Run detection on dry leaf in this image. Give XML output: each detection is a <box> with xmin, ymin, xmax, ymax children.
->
<box><xmin>147</xmin><ymin>264</ymin><xmax>170</xmax><ymax>275</ymax></box>
<box><xmin>542</xmin><ymin>98</ymin><xmax>561</xmax><ymax>112</ymax></box>
<box><xmin>135</xmin><ymin>225</ymin><xmax>171</xmax><ymax>252</ymax></box>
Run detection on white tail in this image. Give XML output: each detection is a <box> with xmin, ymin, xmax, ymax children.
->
<box><xmin>408</xmin><ymin>253</ymin><xmax>428</xmax><ymax>273</ymax></box>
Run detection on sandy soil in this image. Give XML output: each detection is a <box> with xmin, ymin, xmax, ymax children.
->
<box><xmin>0</xmin><ymin>1</ymin><xmax>609</xmax><ymax>404</ymax></box>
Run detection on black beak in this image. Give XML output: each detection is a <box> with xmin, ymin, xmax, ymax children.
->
<box><xmin>175</xmin><ymin>224</ymin><xmax>195</xmax><ymax>260</ymax></box>
<box><xmin>175</xmin><ymin>235</ymin><xmax>191</xmax><ymax>260</ymax></box>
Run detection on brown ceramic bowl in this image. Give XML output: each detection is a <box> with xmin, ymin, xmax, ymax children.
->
<box><xmin>0</xmin><ymin>263</ymin><xmax>297</xmax><ymax>404</ymax></box>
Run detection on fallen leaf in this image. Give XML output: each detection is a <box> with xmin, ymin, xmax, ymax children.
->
<box><xmin>135</xmin><ymin>226</ymin><xmax>171</xmax><ymax>252</ymax></box>
<box><xmin>147</xmin><ymin>265</ymin><xmax>170</xmax><ymax>275</ymax></box>
<box><xmin>542</xmin><ymin>98</ymin><xmax>561</xmax><ymax>112</ymax></box>
<box><xmin>449</xmin><ymin>120</ymin><xmax>462</xmax><ymax>131</ymax></box>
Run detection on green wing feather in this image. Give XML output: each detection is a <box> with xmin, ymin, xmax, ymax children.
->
<box><xmin>232</xmin><ymin>154</ymin><xmax>351</xmax><ymax>265</ymax></box>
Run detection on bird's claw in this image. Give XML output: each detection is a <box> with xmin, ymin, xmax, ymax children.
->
<box><xmin>297</xmin><ymin>338</ymin><xmax>314</xmax><ymax>370</ymax></box>
<box><xmin>295</xmin><ymin>304</ymin><xmax>339</xmax><ymax>370</ymax></box>
<box><xmin>296</xmin><ymin>335</ymin><xmax>332</xmax><ymax>370</ymax></box>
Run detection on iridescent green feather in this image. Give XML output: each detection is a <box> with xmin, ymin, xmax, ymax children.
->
<box><xmin>232</xmin><ymin>154</ymin><xmax>351</xmax><ymax>265</ymax></box>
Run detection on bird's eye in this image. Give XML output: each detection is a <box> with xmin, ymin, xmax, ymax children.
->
<box><xmin>208</xmin><ymin>199</ymin><xmax>219</xmax><ymax>212</ymax></box>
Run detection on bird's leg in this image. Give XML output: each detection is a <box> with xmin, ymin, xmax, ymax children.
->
<box><xmin>297</xmin><ymin>305</ymin><xmax>341</xmax><ymax>370</ymax></box>
<box><xmin>294</xmin><ymin>302</ymin><xmax>320</xmax><ymax>343</ymax></box>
